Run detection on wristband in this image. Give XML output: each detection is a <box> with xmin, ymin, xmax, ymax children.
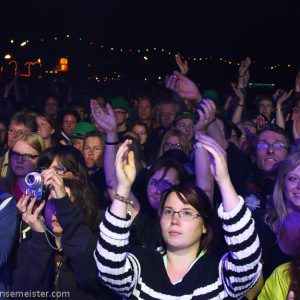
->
<box><xmin>193</xmin><ymin>141</ymin><xmax>204</xmax><ymax>149</ymax></box>
<box><xmin>237</xmin><ymin>104</ymin><xmax>245</xmax><ymax>108</ymax></box>
<box><xmin>114</xmin><ymin>193</ymin><xmax>135</xmax><ymax>207</ymax></box>
<box><xmin>105</xmin><ymin>140</ymin><xmax>119</xmax><ymax>145</ymax></box>
<box><xmin>276</xmin><ymin>108</ymin><xmax>281</xmax><ymax>112</ymax></box>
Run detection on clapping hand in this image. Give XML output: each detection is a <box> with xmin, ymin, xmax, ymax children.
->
<box><xmin>194</xmin><ymin>99</ymin><xmax>216</xmax><ymax>135</ymax></box>
<box><xmin>90</xmin><ymin>99</ymin><xmax>117</xmax><ymax>134</ymax></box>
<box><xmin>175</xmin><ymin>53</ymin><xmax>188</xmax><ymax>75</ymax></box>
<box><xmin>115</xmin><ymin>140</ymin><xmax>136</xmax><ymax>196</ymax></box>
<box><xmin>165</xmin><ymin>70</ymin><xmax>202</xmax><ymax>102</ymax></box>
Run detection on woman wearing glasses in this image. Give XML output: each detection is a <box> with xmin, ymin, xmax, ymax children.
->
<box><xmin>94</xmin><ymin>137</ymin><xmax>262</xmax><ymax>299</ymax></box>
<box><xmin>4</xmin><ymin>132</ymin><xmax>45</xmax><ymax>198</ymax></box>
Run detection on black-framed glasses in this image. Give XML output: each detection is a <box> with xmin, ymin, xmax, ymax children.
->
<box><xmin>10</xmin><ymin>151</ymin><xmax>39</xmax><ymax>162</ymax></box>
<box><xmin>164</xmin><ymin>142</ymin><xmax>183</xmax><ymax>150</ymax></box>
<box><xmin>158</xmin><ymin>209</ymin><xmax>201</xmax><ymax>221</ymax></box>
<box><xmin>134</xmin><ymin>131</ymin><xmax>146</xmax><ymax>136</ymax></box>
<box><xmin>83</xmin><ymin>146</ymin><xmax>104</xmax><ymax>153</ymax></box>
<box><xmin>256</xmin><ymin>142</ymin><xmax>287</xmax><ymax>151</ymax></box>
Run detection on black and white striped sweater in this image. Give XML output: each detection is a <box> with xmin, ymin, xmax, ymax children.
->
<box><xmin>94</xmin><ymin>197</ymin><xmax>262</xmax><ymax>299</ymax></box>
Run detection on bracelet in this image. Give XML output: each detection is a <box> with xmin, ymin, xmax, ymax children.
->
<box><xmin>276</xmin><ymin>108</ymin><xmax>281</xmax><ymax>112</ymax></box>
<box><xmin>105</xmin><ymin>140</ymin><xmax>119</xmax><ymax>145</ymax></box>
<box><xmin>114</xmin><ymin>193</ymin><xmax>135</xmax><ymax>207</ymax></box>
<box><xmin>237</xmin><ymin>104</ymin><xmax>245</xmax><ymax>108</ymax></box>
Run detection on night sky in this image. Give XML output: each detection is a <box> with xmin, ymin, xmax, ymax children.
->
<box><xmin>0</xmin><ymin>0</ymin><xmax>299</xmax><ymax>87</ymax></box>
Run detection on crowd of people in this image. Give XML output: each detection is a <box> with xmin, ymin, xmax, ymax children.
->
<box><xmin>0</xmin><ymin>54</ymin><xmax>299</xmax><ymax>299</ymax></box>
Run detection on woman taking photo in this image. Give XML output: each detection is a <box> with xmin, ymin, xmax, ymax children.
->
<box><xmin>94</xmin><ymin>136</ymin><xmax>262</xmax><ymax>299</ymax></box>
<box><xmin>13</xmin><ymin>175</ymin><xmax>120</xmax><ymax>299</ymax></box>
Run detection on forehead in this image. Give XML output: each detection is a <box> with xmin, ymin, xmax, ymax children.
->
<box><xmin>46</xmin><ymin>98</ymin><xmax>57</xmax><ymax>105</ymax></box>
<box><xmin>160</xmin><ymin>104</ymin><xmax>175</xmax><ymax>112</ymax></box>
<box><xmin>138</xmin><ymin>99</ymin><xmax>151</xmax><ymax>107</ymax></box>
<box><xmin>84</xmin><ymin>136</ymin><xmax>102</xmax><ymax>145</ymax></box>
<box><xmin>164</xmin><ymin>192</ymin><xmax>193</xmax><ymax>209</ymax></box>
<box><xmin>12</xmin><ymin>140</ymin><xmax>37</xmax><ymax>154</ymax></box>
<box><xmin>151</xmin><ymin>167</ymin><xmax>178</xmax><ymax>181</ymax></box>
<box><xmin>176</xmin><ymin>119</ymin><xmax>193</xmax><ymax>125</ymax></box>
<box><xmin>258</xmin><ymin>99</ymin><xmax>273</xmax><ymax>106</ymax></box>
<box><xmin>166</xmin><ymin>136</ymin><xmax>180</xmax><ymax>143</ymax></box>
<box><xmin>257</xmin><ymin>130</ymin><xmax>287</xmax><ymax>143</ymax></box>
<box><xmin>64</xmin><ymin>114</ymin><xmax>76</xmax><ymax>121</ymax></box>
<box><xmin>113</xmin><ymin>108</ymin><xmax>126</xmax><ymax>112</ymax></box>
<box><xmin>133</xmin><ymin>124</ymin><xmax>145</xmax><ymax>131</ymax></box>
<box><xmin>286</xmin><ymin>164</ymin><xmax>300</xmax><ymax>176</ymax></box>
<box><xmin>10</xmin><ymin>121</ymin><xmax>29</xmax><ymax>131</ymax></box>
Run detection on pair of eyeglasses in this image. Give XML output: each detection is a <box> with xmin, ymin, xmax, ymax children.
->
<box><xmin>160</xmin><ymin>112</ymin><xmax>176</xmax><ymax>117</ymax></box>
<box><xmin>8</xmin><ymin>128</ymin><xmax>25</xmax><ymax>136</ymax></box>
<box><xmin>176</xmin><ymin>123</ymin><xmax>194</xmax><ymax>130</ymax></box>
<box><xmin>134</xmin><ymin>131</ymin><xmax>146</xmax><ymax>136</ymax></box>
<box><xmin>158</xmin><ymin>209</ymin><xmax>201</xmax><ymax>221</ymax></box>
<box><xmin>256</xmin><ymin>142</ymin><xmax>287</xmax><ymax>151</ymax></box>
<box><xmin>113</xmin><ymin>111</ymin><xmax>126</xmax><ymax>115</ymax></box>
<box><xmin>164</xmin><ymin>142</ymin><xmax>183</xmax><ymax>150</ymax></box>
<box><xmin>10</xmin><ymin>151</ymin><xmax>39</xmax><ymax>162</ymax></box>
<box><xmin>39</xmin><ymin>166</ymin><xmax>70</xmax><ymax>175</ymax></box>
<box><xmin>64</xmin><ymin>121</ymin><xmax>76</xmax><ymax>125</ymax></box>
<box><xmin>150</xmin><ymin>179</ymin><xmax>172</xmax><ymax>191</ymax></box>
<box><xmin>83</xmin><ymin>146</ymin><xmax>104</xmax><ymax>153</ymax></box>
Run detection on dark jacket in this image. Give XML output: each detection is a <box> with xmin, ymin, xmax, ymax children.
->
<box><xmin>12</xmin><ymin>195</ymin><xmax>120</xmax><ymax>300</ymax></box>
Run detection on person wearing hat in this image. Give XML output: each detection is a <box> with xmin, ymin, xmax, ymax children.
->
<box><xmin>111</xmin><ymin>97</ymin><xmax>132</xmax><ymax>140</ymax></box>
<box><xmin>68</xmin><ymin>122</ymin><xmax>97</xmax><ymax>152</ymax></box>
<box><xmin>173</xmin><ymin>112</ymin><xmax>196</xmax><ymax>146</ymax></box>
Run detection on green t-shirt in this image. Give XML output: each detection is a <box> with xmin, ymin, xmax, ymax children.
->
<box><xmin>258</xmin><ymin>262</ymin><xmax>290</xmax><ymax>300</ymax></box>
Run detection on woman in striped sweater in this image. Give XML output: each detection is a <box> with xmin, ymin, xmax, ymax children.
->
<box><xmin>94</xmin><ymin>135</ymin><xmax>262</xmax><ymax>299</ymax></box>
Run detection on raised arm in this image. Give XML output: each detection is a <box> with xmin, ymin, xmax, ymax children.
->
<box><xmin>193</xmin><ymin>100</ymin><xmax>216</xmax><ymax>204</ymax></box>
<box><xmin>274</xmin><ymin>89</ymin><xmax>293</xmax><ymax>129</ymax></box>
<box><xmin>231</xmin><ymin>84</ymin><xmax>246</xmax><ymax>124</ymax></box>
<box><xmin>175</xmin><ymin>53</ymin><xmax>188</xmax><ymax>76</ymax></box>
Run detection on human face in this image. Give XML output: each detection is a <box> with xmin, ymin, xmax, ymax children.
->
<box><xmin>228</xmin><ymin>129</ymin><xmax>239</xmax><ymax>147</ymax></box>
<box><xmin>132</xmin><ymin>125</ymin><xmax>148</xmax><ymax>145</ymax></box>
<box><xmin>163</xmin><ymin>136</ymin><xmax>183</xmax><ymax>153</ymax></box>
<box><xmin>239</xmin><ymin>125</ymin><xmax>256</xmax><ymax>156</ymax></box>
<box><xmin>10</xmin><ymin>141</ymin><xmax>39</xmax><ymax>177</ymax></box>
<box><xmin>137</xmin><ymin>99</ymin><xmax>152</xmax><ymax>121</ymax></box>
<box><xmin>253</xmin><ymin>130</ymin><xmax>288</xmax><ymax>173</ymax></box>
<box><xmin>95</xmin><ymin>96</ymin><xmax>106</xmax><ymax>108</ymax></box>
<box><xmin>147</xmin><ymin>167</ymin><xmax>179</xmax><ymax>210</ymax></box>
<box><xmin>175</xmin><ymin>119</ymin><xmax>194</xmax><ymax>142</ymax></box>
<box><xmin>0</xmin><ymin>122</ymin><xmax>7</xmax><ymax>144</ymax></box>
<box><xmin>62</xmin><ymin>115</ymin><xmax>77</xmax><ymax>135</ymax></box>
<box><xmin>258</xmin><ymin>100</ymin><xmax>274</xmax><ymax>120</ymax></box>
<box><xmin>283</xmin><ymin>165</ymin><xmax>300</xmax><ymax>211</ymax></box>
<box><xmin>7</xmin><ymin>121</ymin><xmax>30</xmax><ymax>149</ymax></box>
<box><xmin>73</xmin><ymin>106</ymin><xmax>86</xmax><ymax>122</ymax></box>
<box><xmin>71</xmin><ymin>139</ymin><xmax>84</xmax><ymax>152</ymax></box>
<box><xmin>160</xmin><ymin>192</ymin><xmax>206</xmax><ymax>254</ymax></box>
<box><xmin>83</xmin><ymin>137</ymin><xmax>104</xmax><ymax>169</ymax></box>
<box><xmin>45</xmin><ymin>97</ymin><xmax>58</xmax><ymax>117</ymax></box>
<box><xmin>159</xmin><ymin>104</ymin><xmax>176</xmax><ymax>128</ymax></box>
<box><xmin>113</xmin><ymin>108</ymin><xmax>128</xmax><ymax>126</ymax></box>
<box><xmin>49</xmin><ymin>157</ymin><xmax>77</xmax><ymax>179</ymax></box>
<box><xmin>45</xmin><ymin>187</ymin><xmax>73</xmax><ymax>236</ymax></box>
<box><xmin>36</xmin><ymin>116</ymin><xmax>54</xmax><ymax>140</ymax></box>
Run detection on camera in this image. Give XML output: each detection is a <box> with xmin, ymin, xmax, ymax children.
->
<box><xmin>25</xmin><ymin>172</ymin><xmax>45</xmax><ymax>204</ymax></box>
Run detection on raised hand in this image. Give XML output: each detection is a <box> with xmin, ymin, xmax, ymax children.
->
<box><xmin>16</xmin><ymin>194</ymin><xmax>46</xmax><ymax>232</ymax></box>
<box><xmin>292</xmin><ymin>107</ymin><xmax>300</xmax><ymax>139</ymax></box>
<box><xmin>115</xmin><ymin>139</ymin><xmax>136</xmax><ymax>196</ymax></box>
<box><xmin>255</xmin><ymin>115</ymin><xmax>268</xmax><ymax>131</ymax></box>
<box><xmin>175</xmin><ymin>53</ymin><xmax>188</xmax><ymax>75</ymax></box>
<box><xmin>238</xmin><ymin>57</ymin><xmax>251</xmax><ymax>87</ymax></box>
<box><xmin>90</xmin><ymin>99</ymin><xmax>117</xmax><ymax>134</ymax></box>
<box><xmin>194</xmin><ymin>99</ymin><xmax>216</xmax><ymax>135</ymax></box>
<box><xmin>287</xmin><ymin>291</ymin><xmax>294</xmax><ymax>300</ymax></box>
<box><xmin>295</xmin><ymin>71</ymin><xmax>300</xmax><ymax>92</ymax></box>
<box><xmin>230</xmin><ymin>83</ymin><xmax>245</xmax><ymax>102</ymax></box>
<box><xmin>276</xmin><ymin>89</ymin><xmax>293</xmax><ymax>107</ymax></box>
<box><xmin>165</xmin><ymin>70</ymin><xmax>202</xmax><ymax>102</ymax></box>
<box><xmin>42</xmin><ymin>168</ymin><xmax>66</xmax><ymax>199</ymax></box>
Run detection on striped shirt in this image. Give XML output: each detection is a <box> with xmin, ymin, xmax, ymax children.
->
<box><xmin>94</xmin><ymin>197</ymin><xmax>262</xmax><ymax>299</ymax></box>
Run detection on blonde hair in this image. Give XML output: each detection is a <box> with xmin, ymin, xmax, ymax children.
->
<box><xmin>265</xmin><ymin>152</ymin><xmax>300</xmax><ymax>234</ymax></box>
<box><xmin>5</xmin><ymin>132</ymin><xmax>45</xmax><ymax>194</ymax></box>
<box><xmin>157</xmin><ymin>129</ymin><xmax>189</xmax><ymax>158</ymax></box>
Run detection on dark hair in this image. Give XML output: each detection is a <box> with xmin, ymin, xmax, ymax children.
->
<box><xmin>37</xmin><ymin>144</ymin><xmax>90</xmax><ymax>186</ymax></box>
<box><xmin>63</xmin><ymin>178</ymin><xmax>102</xmax><ymax>230</ymax></box>
<box><xmin>10</xmin><ymin>112</ymin><xmax>38</xmax><ymax>132</ymax></box>
<box><xmin>36</xmin><ymin>112</ymin><xmax>55</xmax><ymax>130</ymax></box>
<box><xmin>253</xmin><ymin>124</ymin><xmax>290</xmax><ymax>152</ymax></box>
<box><xmin>147</xmin><ymin>158</ymin><xmax>188</xmax><ymax>185</ymax></box>
<box><xmin>158</xmin><ymin>182</ymin><xmax>213</xmax><ymax>255</ymax></box>
<box><xmin>61</xmin><ymin>109</ymin><xmax>80</xmax><ymax>124</ymax></box>
<box><xmin>130</xmin><ymin>121</ymin><xmax>150</xmax><ymax>137</ymax></box>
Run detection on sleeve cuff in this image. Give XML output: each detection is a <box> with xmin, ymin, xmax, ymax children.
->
<box><xmin>217</xmin><ymin>196</ymin><xmax>244</xmax><ymax>220</ymax></box>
